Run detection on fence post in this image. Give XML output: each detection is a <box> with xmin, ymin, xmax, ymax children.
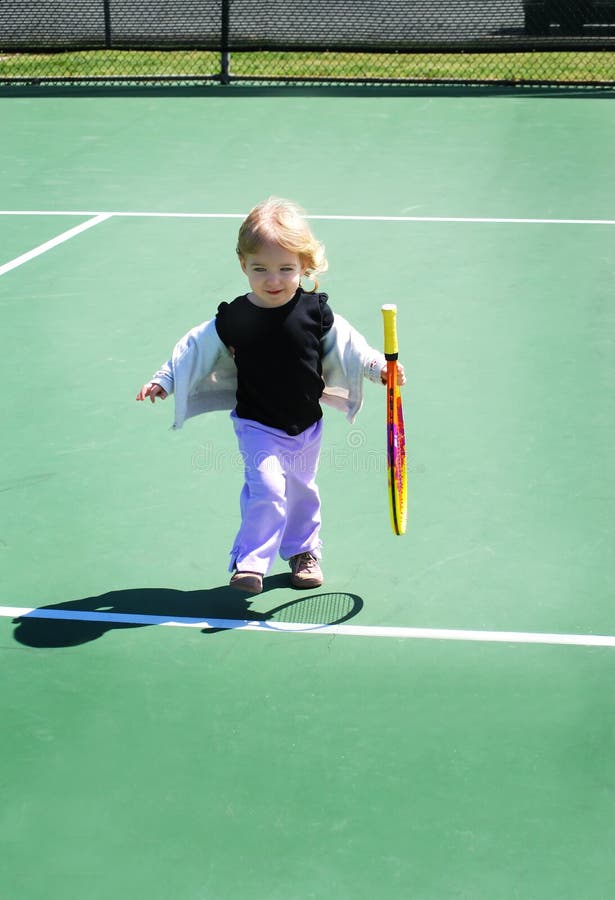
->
<box><xmin>220</xmin><ymin>0</ymin><xmax>231</xmax><ymax>84</ymax></box>
<box><xmin>103</xmin><ymin>0</ymin><xmax>112</xmax><ymax>48</ymax></box>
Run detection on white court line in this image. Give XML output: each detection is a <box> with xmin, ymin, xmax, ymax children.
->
<box><xmin>1</xmin><ymin>606</ymin><xmax>614</xmax><ymax>647</ymax></box>
<box><xmin>0</xmin><ymin>213</ymin><xmax>112</xmax><ymax>277</ymax></box>
<box><xmin>1</xmin><ymin>210</ymin><xmax>615</xmax><ymax>226</ymax></box>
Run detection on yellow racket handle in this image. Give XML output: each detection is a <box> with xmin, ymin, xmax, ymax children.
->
<box><xmin>381</xmin><ymin>304</ymin><xmax>399</xmax><ymax>358</ymax></box>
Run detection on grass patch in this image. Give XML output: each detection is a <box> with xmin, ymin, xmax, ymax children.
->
<box><xmin>234</xmin><ymin>50</ymin><xmax>615</xmax><ymax>83</ymax></box>
<box><xmin>0</xmin><ymin>49</ymin><xmax>614</xmax><ymax>84</ymax></box>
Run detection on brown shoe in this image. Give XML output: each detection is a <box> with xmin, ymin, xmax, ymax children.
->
<box><xmin>229</xmin><ymin>571</ymin><xmax>263</xmax><ymax>594</ymax></box>
<box><xmin>289</xmin><ymin>553</ymin><xmax>323</xmax><ymax>589</ymax></box>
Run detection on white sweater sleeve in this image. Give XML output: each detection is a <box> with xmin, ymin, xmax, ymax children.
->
<box><xmin>321</xmin><ymin>314</ymin><xmax>386</xmax><ymax>422</ymax></box>
<box><xmin>149</xmin><ymin>319</ymin><xmax>234</xmax><ymax>429</ymax></box>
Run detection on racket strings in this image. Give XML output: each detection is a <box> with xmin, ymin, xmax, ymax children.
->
<box><xmin>269</xmin><ymin>592</ymin><xmax>360</xmax><ymax>626</ymax></box>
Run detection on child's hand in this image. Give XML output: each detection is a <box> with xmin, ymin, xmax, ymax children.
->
<box><xmin>381</xmin><ymin>363</ymin><xmax>406</xmax><ymax>386</ymax></box>
<box><xmin>136</xmin><ymin>382</ymin><xmax>168</xmax><ymax>402</ymax></box>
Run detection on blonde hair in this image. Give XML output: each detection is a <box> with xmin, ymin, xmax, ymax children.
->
<box><xmin>236</xmin><ymin>197</ymin><xmax>328</xmax><ymax>290</ymax></box>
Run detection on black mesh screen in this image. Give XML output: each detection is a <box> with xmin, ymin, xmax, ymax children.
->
<box><xmin>112</xmin><ymin>2</ymin><xmax>222</xmax><ymax>49</ymax></box>
<box><xmin>227</xmin><ymin>1</ymin><xmax>530</xmax><ymax>50</ymax></box>
<box><xmin>1</xmin><ymin>1</ymin><xmax>614</xmax><ymax>85</ymax></box>
<box><xmin>0</xmin><ymin>1</ymin><xmax>223</xmax><ymax>49</ymax></box>
<box><xmin>2</xmin><ymin>2</ymin><xmax>105</xmax><ymax>50</ymax></box>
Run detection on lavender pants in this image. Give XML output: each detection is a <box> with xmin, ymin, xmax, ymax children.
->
<box><xmin>229</xmin><ymin>413</ymin><xmax>323</xmax><ymax>574</ymax></box>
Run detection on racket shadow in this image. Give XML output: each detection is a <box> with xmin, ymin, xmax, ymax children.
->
<box><xmin>11</xmin><ymin>582</ymin><xmax>364</xmax><ymax>647</ymax></box>
<box><xmin>202</xmin><ymin>587</ymin><xmax>364</xmax><ymax>635</ymax></box>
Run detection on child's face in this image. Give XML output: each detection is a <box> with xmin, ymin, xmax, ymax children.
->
<box><xmin>240</xmin><ymin>242</ymin><xmax>305</xmax><ymax>308</ymax></box>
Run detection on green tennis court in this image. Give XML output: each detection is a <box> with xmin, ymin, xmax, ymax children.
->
<box><xmin>2</xmin><ymin>89</ymin><xmax>615</xmax><ymax>899</ymax></box>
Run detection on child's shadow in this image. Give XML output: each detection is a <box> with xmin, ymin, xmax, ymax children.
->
<box><xmin>12</xmin><ymin>576</ymin><xmax>363</xmax><ymax>648</ymax></box>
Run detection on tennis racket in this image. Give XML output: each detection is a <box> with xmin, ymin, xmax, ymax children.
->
<box><xmin>382</xmin><ymin>304</ymin><xmax>407</xmax><ymax>535</ymax></box>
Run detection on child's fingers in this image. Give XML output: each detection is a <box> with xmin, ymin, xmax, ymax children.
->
<box><xmin>136</xmin><ymin>382</ymin><xmax>166</xmax><ymax>402</ymax></box>
<box><xmin>380</xmin><ymin>363</ymin><xmax>407</xmax><ymax>386</ymax></box>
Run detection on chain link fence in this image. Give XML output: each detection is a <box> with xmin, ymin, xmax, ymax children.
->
<box><xmin>1</xmin><ymin>1</ymin><xmax>614</xmax><ymax>87</ymax></box>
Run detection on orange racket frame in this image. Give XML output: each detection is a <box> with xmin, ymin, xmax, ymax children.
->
<box><xmin>382</xmin><ymin>304</ymin><xmax>407</xmax><ymax>535</ymax></box>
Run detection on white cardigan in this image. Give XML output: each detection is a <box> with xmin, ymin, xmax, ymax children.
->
<box><xmin>151</xmin><ymin>313</ymin><xmax>386</xmax><ymax>430</ymax></box>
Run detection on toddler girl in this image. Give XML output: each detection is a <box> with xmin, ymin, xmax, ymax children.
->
<box><xmin>137</xmin><ymin>197</ymin><xmax>404</xmax><ymax>594</ymax></box>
